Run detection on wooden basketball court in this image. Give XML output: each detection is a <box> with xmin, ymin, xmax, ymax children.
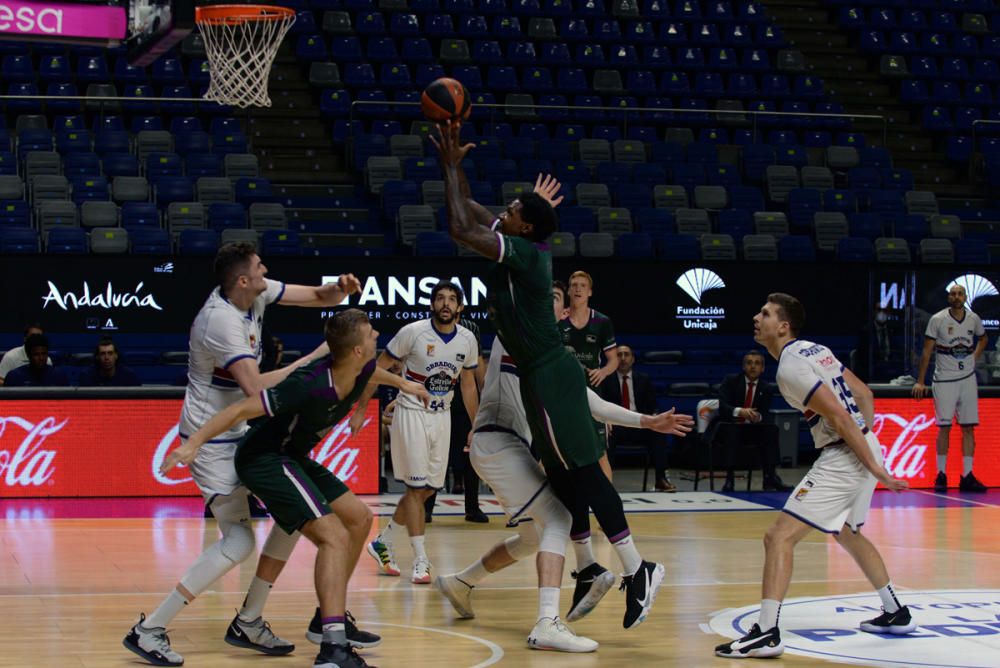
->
<box><xmin>1</xmin><ymin>490</ymin><xmax>997</xmax><ymax>667</ymax></box>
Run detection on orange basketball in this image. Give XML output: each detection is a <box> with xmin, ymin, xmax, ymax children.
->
<box><xmin>421</xmin><ymin>77</ymin><xmax>472</xmax><ymax>123</ymax></box>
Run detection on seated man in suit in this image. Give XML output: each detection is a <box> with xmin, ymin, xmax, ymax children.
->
<box><xmin>715</xmin><ymin>350</ymin><xmax>790</xmax><ymax>492</ymax></box>
<box><xmin>601</xmin><ymin>345</ymin><xmax>676</xmax><ymax>492</ymax></box>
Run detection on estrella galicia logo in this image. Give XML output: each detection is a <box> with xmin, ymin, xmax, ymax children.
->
<box><xmin>948</xmin><ymin>274</ymin><xmax>997</xmax><ymax>309</ymax></box>
<box><xmin>708</xmin><ymin>590</ymin><xmax>1000</xmax><ymax>667</ymax></box>
<box><xmin>675</xmin><ymin>268</ymin><xmax>726</xmax><ymax>331</ymax></box>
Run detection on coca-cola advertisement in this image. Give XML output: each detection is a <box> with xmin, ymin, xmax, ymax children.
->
<box><xmin>871</xmin><ymin>398</ymin><xmax>1000</xmax><ymax>488</ymax></box>
<box><xmin>0</xmin><ymin>399</ymin><xmax>380</xmax><ymax>497</ymax></box>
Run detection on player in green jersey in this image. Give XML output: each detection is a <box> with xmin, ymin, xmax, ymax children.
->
<box><xmin>433</xmin><ymin>120</ymin><xmax>665</xmax><ymax>630</ymax></box>
<box><xmin>161</xmin><ymin>309</ymin><xmax>429</xmax><ymax>668</ymax></box>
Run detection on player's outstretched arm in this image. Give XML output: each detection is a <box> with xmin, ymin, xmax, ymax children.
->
<box><xmin>160</xmin><ymin>394</ymin><xmax>267</xmax><ymax>474</ymax></box>
<box><xmin>585</xmin><ymin>388</ymin><xmax>694</xmax><ymax>436</ymax></box>
<box><xmin>348</xmin><ymin>351</ymin><xmax>397</xmax><ymax>434</ymax></box>
<box><xmin>805</xmin><ymin>384</ymin><xmax>908</xmax><ymax>492</ymax></box>
<box><xmin>280</xmin><ymin>273</ymin><xmax>362</xmax><ymax>308</ymax></box>
<box><xmin>371</xmin><ymin>366</ymin><xmax>430</xmax><ymax>407</ymax></box>
<box><xmin>230</xmin><ymin>340</ymin><xmax>331</xmax><ymax>396</ymax></box>
<box><xmin>431</xmin><ymin>121</ymin><xmax>501</xmax><ymax>258</ymax></box>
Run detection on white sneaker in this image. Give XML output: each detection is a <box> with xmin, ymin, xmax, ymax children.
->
<box><xmin>225</xmin><ymin>614</ymin><xmax>295</xmax><ymax>655</ymax></box>
<box><xmin>527</xmin><ymin>617</ymin><xmax>598</xmax><ymax>653</ymax></box>
<box><xmin>123</xmin><ymin>613</ymin><xmax>185</xmax><ymax>666</ymax></box>
<box><xmin>412</xmin><ymin>557</ymin><xmax>432</xmax><ymax>584</ymax></box>
<box><xmin>435</xmin><ymin>574</ymin><xmax>475</xmax><ymax>618</ymax></box>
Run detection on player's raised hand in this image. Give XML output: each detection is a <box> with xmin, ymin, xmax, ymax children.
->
<box><xmin>338</xmin><ymin>273</ymin><xmax>362</xmax><ymax>296</ymax></box>
<box><xmin>159</xmin><ymin>441</ymin><xmax>200</xmax><ymax>476</ymax></box>
<box><xmin>642</xmin><ymin>408</ymin><xmax>695</xmax><ymax>437</ymax></box>
<box><xmin>534</xmin><ymin>173</ymin><xmax>564</xmax><ymax>208</ymax></box>
<box><xmin>401</xmin><ymin>380</ymin><xmax>431</xmax><ymax>408</ymax></box>
<box><xmin>428</xmin><ymin>120</ymin><xmax>475</xmax><ymax>167</ymax></box>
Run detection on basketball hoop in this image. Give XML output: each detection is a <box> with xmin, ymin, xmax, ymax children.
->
<box><xmin>195</xmin><ymin>4</ymin><xmax>296</xmax><ymax>108</ymax></box>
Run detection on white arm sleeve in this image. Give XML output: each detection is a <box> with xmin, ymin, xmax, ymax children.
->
<box><xmin>587</xmin><ymin>388</ymin><xmax>643</xmax><ymax>428</ymax></box>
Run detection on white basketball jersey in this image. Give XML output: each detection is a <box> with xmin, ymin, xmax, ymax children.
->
<box><xmin>179</xmin><ymin>278</ymin><xmax>285</xmax><ymax>441</ymax></box>
<box><xmin>925</xmin><ymin>308</ymin><xmax>985</xmax><ymax>382</ymax></box>
<box><xmin>474</xmin><ymin>337</ymin><xmax>531</xmax><ymax>443</ymax></box>
<box><xmin>386</xmin><ymin>318</ymin><xmax>478</xmax><ymax>412</ymax></box>
<box><xmin>777</xmin><ymin>339</ymin><xmax>865</xmax><ymax>449</ymax></box>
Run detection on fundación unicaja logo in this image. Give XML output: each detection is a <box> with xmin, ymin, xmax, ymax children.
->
<box><xmin>675</xmin><ymin>268</ymin><xmax>726</xmax><ymax>330</ymax></box>
<box><xmin>947</xmin><ymin>274</ymin><xmax>998</xmax><ymax>309</ymax></box>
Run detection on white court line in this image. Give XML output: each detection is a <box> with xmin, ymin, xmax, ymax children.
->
<box><xmin>911</xmin><ymin>489</ymin><xmax>1000</xmax><ymax>509</ymax></box>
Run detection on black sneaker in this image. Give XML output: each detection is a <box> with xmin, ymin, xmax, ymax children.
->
<box><xmin>860</xmin><ymin>605</ymin><xmax>917</xmax><ymax>635</ymax></box>
<box><xmin>464</xmin><ymin>510</ymin><xmax>489</xmax><ymax>523</ymax></box>
<box><xmin>934</xmin><ymin>471</ymin><xmax>947</xmax><ymax>493</ymax></box>
<box><xmin>566</xmin><ymin>562</ymin><xmax>615</xmax><ymax>622</ymax></box>
<box><xmin>959</xmin><ymin>472</ymin><xmax>988</xmax><ymax>492</ymax></box>
<box><xmin>224</xmin><ymin>613</ymin><xmax>294</xmax><ymax>655</ymax></box>
<box><xmin>619</xmin><ymin>560</ymin><xmax>665</xmax><ymax>629</ymax></box>
<box><xmin>306</xmin><ymin>609</ymin><xmax>382</xmax><ymax>648</ymax></box>
<box><xmin>314</xmin><ymin>642</ymin><xmax>374</xmax><ymax>668</ymax></box>
<box><xmin>715</xmin><ymin>623</ymin><xmax>784</xmax><ymax>659</ymax></box>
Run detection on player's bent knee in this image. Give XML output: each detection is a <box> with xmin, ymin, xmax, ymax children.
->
<box><xmin>219</xmin><ymin>519</ymin><xmax>256</xmax><ymax>563</ymax></box>
<box><xmin>261</xmin><ymin>526</ymin><xmax>300</xmax><ymax>562</ymax></box>
<box><xmin>504</xmin><ymin>525</ymin><xmax>540</xmax><ymax>561</ymax></box>
<box><xmin>302</xmin><ymin>514</ymin><xmax>349</xmax><ymax>548</ymax></box>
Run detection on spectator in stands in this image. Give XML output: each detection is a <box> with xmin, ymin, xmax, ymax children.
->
<box><xmin>601</xmin><ymin>344</ymin><xmax>676</xmax><ymax>492</ymax></box>
<box><xmin>78</xmin><ymin>337</ymin><xmax>141</xmax><ymax>387</ymax></box>
<box><xmin>4</xmin><ymin>334</ymin><xmax>69</xmax><ymax>387</ymax></box>
<box><xmin>0</xmin><ymin>322</ymin><xmax>51</xmax><ymax>385</ymax></box>
<box><xmin>260</xmin><ymin>322</ymin><xmax>284</xmax><ymax>372</ymax></box>
<box><xmin>713</xmin><ymin>351</ymin><xmax>790</xmax><ymax>492</ymax></box>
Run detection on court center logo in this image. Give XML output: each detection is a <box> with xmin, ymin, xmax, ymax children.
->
<box><xmin>708</xmin><ymin>590</ymin><xmax>1000</xmax><ymax>667</ymax></box>
<box><xmin>675</xmin><ymin>268</ymin><xmax>726</xmax><ymax>330</ymax></box>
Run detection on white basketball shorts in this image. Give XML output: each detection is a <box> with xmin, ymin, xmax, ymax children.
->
<box><xmin>783</xmin><ymin>432</ymin><xmax>882</xmax><ymax>534</ymax></box>
<box><xmin>389</xmin><ymin>405</ymin><xmax>451</xmax><ymax>490</ymax></box>
<box><xmin>188</xmin><ymin>439</ymin><xmax>246</xmax><ymax>502</ymax></box>
<box><xmin>932</xmin><ymin>374</ymin><xmax>979</xmax><ymax>427</ymax></box>
<box><xmin>470</xmin><ymin>428</ymin><xmax>567</xmax><ymax>527</ymax></box>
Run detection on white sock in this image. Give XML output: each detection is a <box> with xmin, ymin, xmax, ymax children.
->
<box><xmin>758</xmin><ymin>599</ymin><xmax>781</xmax><ymax>630</ymax></box>
<box><xmin>238</xmin><ymin>576</ymin><xmax>272</xmax><ymax>622</ymax></box>
<box><xmin>876</xmin><ymin>582</ymin><xmax>901</xmax><ymax>613</ymax></box>
<box><xmin>937</xmin><ymin>454</ymin><xmax>947</xmax><ymax>474</ymax></box>
<box><xmin>321</xmin><ymin>618</ymin><xmax>347</xmax><ymax>645</ymax></box>
<box><xmin>410</xmin><ymin>535</ymin><xmax>427</xmax><ymax>561</ymax></box>
<box><xmin>456</xmin><ymin>558</ymin><xmax>490</xmax><ymax>586</ymax></box>
<box><xmin>378</xmin><ymin>519</ymin><xmax>400</xmax><ymax>545</ymax></box>
<box><xmin>144</xmin><ymin>589</ymin><xmax>188</xmax><ymax>629</ymax></box>
<box><xmin>538</xmin><ymin>587</ymin><xmax>560</xmax><ymax>621</ymax></box>
<box><xmin>612</xmin><ymin>533</ymin><xmax>642</xmax><ymax>576</ymax></box>
<box><xmin>963</xmin><ymin>456</ymin><xmax>973</xmax><ymax>477</ymax></box>
<box><xmin>572</xmin><ymin>536</ymin><xmax>596</xmax><ymax>570</ymax></box>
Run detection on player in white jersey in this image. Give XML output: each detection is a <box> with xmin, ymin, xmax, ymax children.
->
<box><xmin>356</xmin><ymin>280</ymin><xmax>480</xmax><ymax>584</ymax></box>
<box><xmin>912</xmin><ymin>283</ymin><xmax>988</xmax><ymax>493</ymax></box>
<box><xmin>716</xmin><ymin>293</ymin><xmax>914</xmax><ymax>660</ymax></box>
<box><xmin>124</xmin><ymin>242</ymin><xmax>374</xmax><ymax>667</ymax></box>
<box><xmin>436</xmin><ymin>284</ymin><xmax>692</xmax><ymax>652</ymax></box>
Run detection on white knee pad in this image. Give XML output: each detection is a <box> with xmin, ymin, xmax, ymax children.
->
<box><xmin>261</xmin><ymin>525</ymin><xmax>301</xmax><ymax>562</ymax></box>
<box><xmin>211</xmin><ymin>491</ymin><xmax>256</xmax><ymax>564</ymax></box>
<box><xmin>504</xmin><ymin>523</ymin><xmax>541</xmax><ymax>561</ymax></box>
<box><xmin>533</xmin><ymin>494</ymin><xmax>571</xmax><ymax>558</ymax></box>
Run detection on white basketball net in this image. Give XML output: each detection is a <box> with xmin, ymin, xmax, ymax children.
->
<box><xmin>197</xmin><ymin>7</ymin><xmax>296</xmax><ymax>108</ymax></box>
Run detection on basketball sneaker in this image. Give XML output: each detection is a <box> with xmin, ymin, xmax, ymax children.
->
<box><xmin>860</xmin><ymin>605</ymin><xmax>917</xmax><ymax>634</ymax></box>
<box><xmin>366</xmin><ymin>538</ymin><xmax>400</xmax><ymax>576</ymax></box>
<box><xmin>959</xmin><ymin>472</ymin><xmax>988</xmax><ymax>492</ymax></box>
<box><xmin>122</xmin><ymin>613</ymin><xmax>184</xmax><ymax>666</ymax></box>
<box><xmin>566</xmin><ymin>562</ymin><xmax>615</xmax><ymax>622</ymax></box>
<box><xmin>620</xmin><ymin>560</ymin><xmax>665</xmax><ymax>629</ymax></box>
<box><xmin>934</xmin><ymin>471</ymin><xmax>947</xmax><ymax>493</ymax></box>
<box><xmin>412</xmin><ymin>557</ymin><xmax>432</xmax><ymax>584</ymax></box>
<box><xmin>306</xmin><ymin>609</ymin><xmax>382</xmax><ymax>648</ymax></box>
<box><xmin>527</xmin><ymin>617</ymin><xmax>598</xmax><ymax>653</ymax></box>
<box><xmin>224</xmin><ymin>614</ymin><xmax>294</xmax><ymax>655</ymax></box>
<box><xmin>314</xmin><ymin>642</ymin><xmax>373</xmax><ymax>668</ymax></box>
<box><xmin>715</xmin><ymin>624</ymin><xmax>784</xmax><ymax>659</ymax></box>
<box><xmin>435</xmin><ymin>574</ymin><xmax>475</xmax><ymax>619</ymax></box>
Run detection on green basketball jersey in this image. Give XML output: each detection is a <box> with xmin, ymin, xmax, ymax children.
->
<box><xmin>486</xmin><ymin>232</ymin><xmax>564</xmax><ymax>371</ymax></box>
<box><xmin>239</xmin><ymin>357</ymin><xmax>376</xmax><ymax>458</ymax></box>
<box><xmin>558</xmin><ymin>309</ymin><xmax>617</xmax><ymax>370</ymax></box>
